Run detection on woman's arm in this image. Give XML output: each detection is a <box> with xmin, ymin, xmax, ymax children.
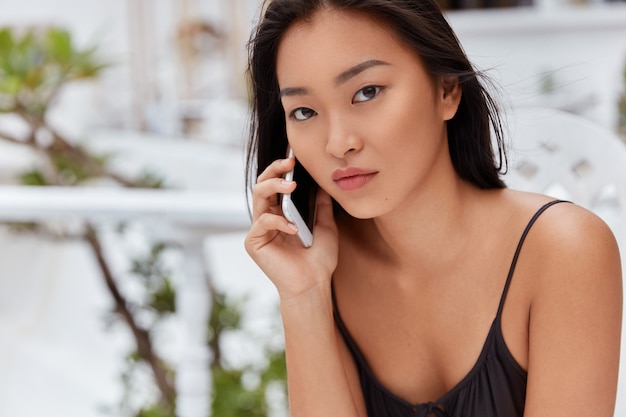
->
<box><xmin>245</xmin><ymin>158</ymin><xmax>366</xmax><ymax>417</ymax></box>
<box><xmin>280</xmin><ymin>285</ymin><xmax>367</xmax><ymax>417</ymax></box>
<box><xmin>524</xmin><ymin>204</ymin><xmax>622</xmax><ymax>417</ymax></box>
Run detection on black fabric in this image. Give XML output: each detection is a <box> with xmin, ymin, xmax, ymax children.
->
<box><xmin>333</xmin><ymin>200</ymin><xmax>568</xmax><ymax>417</ymax></box>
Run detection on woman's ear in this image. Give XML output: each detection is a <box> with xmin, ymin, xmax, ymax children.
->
<box><xmin>440</xmin><ymin>76</ymin><xmax>462</xmax><ymax>121</ymax></box>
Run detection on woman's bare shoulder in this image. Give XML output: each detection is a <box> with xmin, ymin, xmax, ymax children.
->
<box><xmin>499</xmin><ymin>191</ymin><xmax>623</xmax><ymax>415</ymax></box>
<box><xmin>501</xmin><ymin>189</ymin><xmax>620</xmax><ymax>268</ymax></box>
<box><xmin>489</xmin><ymin>189</ymin><xmax>621</xmax><ymax>294</ymax></box>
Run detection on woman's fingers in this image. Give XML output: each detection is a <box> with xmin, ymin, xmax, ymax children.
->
<box><xmin>245</xmin><ymin>212</ymin><xmax>299</xmax><ymax>253</ymax></box>
<box><xmin>252</xmin><ymin>158</ymin><xmax>296</xmax><ymax>220</ymax></box>
<box><xmin>257</xmin><ymin>157</ymin><xmax>295</xmax><ymax>183</ymax></box>
<box><xmin>252</xmin><ymin>177</ymin><xmax>296</xmax><ymax>219</ymax></box>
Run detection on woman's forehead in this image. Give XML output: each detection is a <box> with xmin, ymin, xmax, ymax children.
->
<box><xmin>276</xmin><ymin>9</ymin><xmax>412</xmax><ymax>85</ymax></box>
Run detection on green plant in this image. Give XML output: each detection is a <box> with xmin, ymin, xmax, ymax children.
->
<box><xmin>618</xmin><ymin>61</ymin><xmax>626</xmax><ymax>141</ymax></box>
<box><xmin>209</xmin><ymin>292</ymin><xmax>287</xmax><ymax>417</ymax></box>
<box><xmin>0</xmin><ymin>25</ymin><xmax>287</xmax><ymax>417</ymax></box>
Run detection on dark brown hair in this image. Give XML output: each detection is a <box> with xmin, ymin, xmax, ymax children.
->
<box><xmin>245</xmin><ymin>0</ymin><xmax>507</xmax><ymax>200</ymax></box>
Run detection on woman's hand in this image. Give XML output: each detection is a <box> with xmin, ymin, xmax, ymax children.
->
<box><xmin>244</xmin><ymin>157</ymin><xmax>339</xmax><ymax>301</ymax></box>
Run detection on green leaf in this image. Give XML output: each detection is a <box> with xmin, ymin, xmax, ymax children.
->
<box><xmin>211</xmin><ymin>367</ymin><xmax>268</xmax><ymax>417</ymax></box>
<box><xmin>149</xmin><ymin>279</ymin><xmax>176</xmax><ymax>314</ymax></box>
<box><xmin>126</xmin><ymin>350</ymin><xmax>143</xmax><ymax>363</ymax></box>
<box><xmin>135</xmin><ymin>170</ymin><xmax>166</xmax><ymax>189</ymax></box>
<box><xmin>11</xmin><ymin>30</ymin><xmax>40</xmax><ymax>77</ymax></box>
<box><xmin>208</xmin><ymin>292</ymin><xmax>242</xmax><ymax>344</ymax></box>
<box><xmin>72</xmin><ymin>46</ymin><xmax>112</xmax><ymax>78</ymax></box>
<box><xmin>136</xmin><ymin>404</ymin><xmax>176</xmax><ymax>417</ymax></box>
<box><xmin>0</xmin><ymin>28</ymin><xmax>13</xmax><ymax>56</ymax></box>
<box><xmin>51</xmin><ymin>151</ymin><xmax>90</xmax><ymax>185</ymax></box>
<box><xmin>0</xmin><ymin>25</ymin><xmax>110</xmax><ymax>122</ymax></box>
<box><xmin>22</xmin><ymin>66</ymin><xmax>45</xmax><ymax>89</ymax></box>
<box><xmin>0</xmin><ymin>75</ymin><xmax>21</xmax><ymax>95</ymax></box>
<box><xmin>261</xmin><ymin>350</ymin><xmax>287</xmax><ymax>384</ymax></box>
<box><xmin>19</xmin><ymin>169</ymin><xmax>48</xmax><ymax>186</ymax></box>
<box><xmin>44</xmin><ymin>28</ymin><xmax>72</xmax><ymax>64</ymax></box>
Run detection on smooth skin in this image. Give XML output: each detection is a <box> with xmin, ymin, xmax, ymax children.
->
<box><xmin>245</xmin><ymin>7</ymin><xmax>622</xmax><ymax>417</ymax></box>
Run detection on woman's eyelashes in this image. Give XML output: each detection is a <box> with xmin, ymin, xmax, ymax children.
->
<box><xmin>353</xmin><ymin>85</ymin><xmax>383</xmax><ymax>104</ymax></box>
<box><xmin>290</xmin><ymin>107</ymin><xmax>317</xmax><ymax>121</ymax></box>
<box><xmin>287</xmin><ymin>85</ymin><xmax>383</xmax><ymax>122</ymax></box>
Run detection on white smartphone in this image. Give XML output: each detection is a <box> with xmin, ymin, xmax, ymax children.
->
<box><xmin>281</xmin><ymin>147</ymin><xmax>318</xmax><ymax>248</ymax></box>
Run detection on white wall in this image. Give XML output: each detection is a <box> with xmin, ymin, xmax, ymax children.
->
<box><xmin>447</xmin><ymin>4</ymin><xmax>626</xmax><ymax>132</ymax></box>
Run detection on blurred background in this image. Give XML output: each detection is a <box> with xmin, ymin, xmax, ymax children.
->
<box><xmin>0</xmin><ymin>0</ymin><xmax>625</xmax><ymax>416</ymax></box>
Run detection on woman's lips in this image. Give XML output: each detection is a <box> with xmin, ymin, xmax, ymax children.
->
<box><xmin>332</xmin><ymin>168</ymin><xmax>378</xmax><ymax>191</ymax></box>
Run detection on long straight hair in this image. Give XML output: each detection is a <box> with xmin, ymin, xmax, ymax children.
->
<box><xmin>245</xmin><ymin>0</ymin><xmax>507</xmax><ymax>200</ymax></box>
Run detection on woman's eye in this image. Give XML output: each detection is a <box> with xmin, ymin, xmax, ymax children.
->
<box><xmin>290</xmin><ymin>107</ymin><xmax>316</xmax><ymax>121</ymax></box>
<box><xmin>353</xmin><ymin>86</ymin><xmax>382</xmax><ymax>103</ymax></box>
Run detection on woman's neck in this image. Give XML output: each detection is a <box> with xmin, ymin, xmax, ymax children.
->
<box><xmin>340</xmin><ymin>177</ymin><xmax>499</xmax><ymax>276</ymax></box>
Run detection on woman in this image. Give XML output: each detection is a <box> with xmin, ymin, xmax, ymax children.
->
<box><xmin>244</xmin><ymin>1</ymin><xmax>622</xmax><ymax>416</ymax></box>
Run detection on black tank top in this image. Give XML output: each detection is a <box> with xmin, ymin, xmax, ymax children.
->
<box><xmin>333</xmin><ymin>200</ymin><xmax>567</xmax><ymax>417</ymax></box>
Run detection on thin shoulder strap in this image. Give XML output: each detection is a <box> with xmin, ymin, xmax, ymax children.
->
<box><xmin>331</xmin><ymin>283</ymin><xmax>368</xmax><ymax>362</ymax></box>
<box><xmin>496</xmin><ymin>200</ymin><xmax>571</xmax><ymax>317</ymax></box>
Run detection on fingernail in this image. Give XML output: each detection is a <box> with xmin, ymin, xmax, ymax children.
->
<box><xmin>281</xmin><ymin>180</ymin><xmax>294</xmax><ymax>187</ymax></box>
<box><xmin>287</xmin><ymin>223</ymin><xmax>299</xmax><ymax>232</ymax></box>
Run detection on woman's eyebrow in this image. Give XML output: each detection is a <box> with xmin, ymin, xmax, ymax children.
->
<box><xmin>279</xmin><ymin>59</ymin><xmax>390</xmax><ymax>99</ymax></box>
<box><xmin>335</xmin><ymin>59</ymin><xmax>390</xmax><ymax>86</ymax></box>
<box><xmin>279</xmin><ymin>87</ymin><xmax>308</xmax><ymax>98</ymax></box>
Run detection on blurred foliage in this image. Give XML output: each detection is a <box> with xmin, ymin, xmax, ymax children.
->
<box><xmin>137</xmin><ymin>406</ymin><xmax>177</xmax><ymax>417</ymax></box>
<box><xmin>0</xmin><ymin>26</ymin><xmax>109</xmax><ymax>118</ymax></box>
<box><xmin>130</xmin><ymin>242</ymin><xmax>177</xmax><ymax>315</ymax></box>
<box><xmin>19</xmin><ymin>169</ymin><xmax>48</xmax><ymax>186</ymax></box>
<box><xmin>209</xmin><ymin>293</ymin><xmax>287</xmax><ymax>417</ymax></box>
<box><xmin>0</xmin><ymin>26</ymin><xmax>167</xmax><ymax>187</ymax></box>
<box><xmin>0</xmin><ymin>25</ymin><xmax>287</xmax><ymax>417</ymax></box>
<box><xmin>114</xmin><ymin>347</ymin><xmax>177</xmax><ymax>417</ymax></box>
<box><xmin>135</xmin><ymin>170</ymin><xmax>168</xmax><ymax>189</ymax></box>
<box><xmin>209</xmin><ymin>292</ymin><xmax>243</xmax><ymax>339</ymax></box>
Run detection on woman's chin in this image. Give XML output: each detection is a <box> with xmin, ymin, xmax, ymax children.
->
<box><xmin>334</xmin><ymin>201</ymin><xmax>381</xmax><ymax>220</ymax></box>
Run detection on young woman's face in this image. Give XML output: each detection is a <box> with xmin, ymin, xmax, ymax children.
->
<box><xmin>276</xmin><ymin>8</ymin><xmax>461</xmax><ymax>219</ymax></box>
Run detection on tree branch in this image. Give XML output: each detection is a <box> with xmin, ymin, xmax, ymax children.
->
<box><xmin>46</xmin><ymin>126</ymin><xmax>145</xmax><ymax>187</ymax></box>
<box><xmin>0</xmin><ymin>120</ymin><xmax>145</xmax><ymax>188</ymax></box>
<box><xmin>84</xmin><ymin>223</ymin><xmax>177</xmax><ymax>409</ymax></box>
<box><xmin>0</xmin><ymin>129</ymin><xmax>26</xmax><ymax>145</ymax></box>
<box><xmin>207</xmin><ymin>278</ymin><xmax>222</xmax><ymax>368</ymax></box>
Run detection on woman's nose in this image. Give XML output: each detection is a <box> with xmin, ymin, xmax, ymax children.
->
<box><xmin>324</xmin><ymin>116</ymin><xmax>363</xmax><ymax>158</ymax></box>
